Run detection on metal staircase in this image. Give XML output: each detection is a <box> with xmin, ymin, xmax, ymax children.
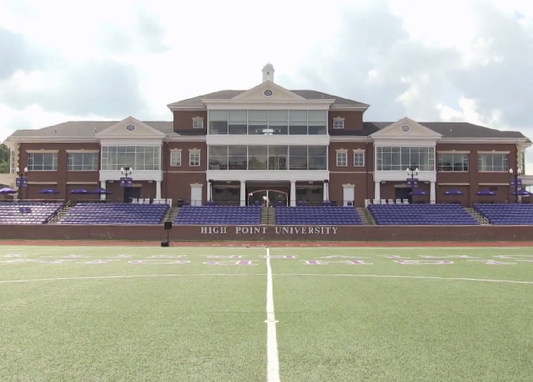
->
<box><xmin>466</xmin><ymin>207</ymin><xmax>490</xmax><ymax>225</ymax></box>
<box><xmin>357</xmin><ymin>207</ymin><xmax>375</xmax><ymax>225</ymax></box>
<box><xmin>165</xmin><ymin>207</ymin><xmax>180</xmax><ymax>223</ymax></box>
<box><xmin>261</xmin><ymin>207</ymin><xmax>275</xmax><ymax>225</ymax></box>
<box><xmin>48</xmin><ymin>201</ymin><xmax>73</xmax><ymax>224</ymax></box>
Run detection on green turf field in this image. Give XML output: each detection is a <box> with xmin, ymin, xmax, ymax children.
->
<box><xmin>1</xmin><ymin>245</ymin><xmax>533</xmax><ymax>381</ymax></box>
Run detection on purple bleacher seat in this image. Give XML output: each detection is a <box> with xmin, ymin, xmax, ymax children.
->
<box><xmin>175</xmin><ymin>205</ymin><xmax>262</xmax><ymax>225</ymax></box>
<box><xmin>275</xmin><ymin>206</ymin><xmax>362</xmax><ymax>225</ymax></box>
<box><xmin>368</xmin><ymin>203</ymin><xmax>479</xmax><ymax>225</ymax></box>
<box><xmin>59</xmin><ymin>202</ymin><xmax>169</xmax><ymax>225</ymax></box>
<box><xmin>474</xmin><ymin>203</ymin><xmax>533</xmax><ymax>225</ymax></box>
<box><xmin>0</xmin><ymin>201</ymin><xmax>63</xmax><ymax>224</ymax></box>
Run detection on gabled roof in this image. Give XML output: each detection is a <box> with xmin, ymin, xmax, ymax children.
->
<box><xmin>3</xmin><ymin>120</ymin><xmax>529</xmax><ymax>142</ymax></box>
<box><xmin>167</xmin><ymin>89</ymin><xmax>369</xmax><ymax>108</ymax></box>
<box><xmin>328</xmin><ymin>121</ymin><xmax>529</xmax><ymax>141</ymax></box>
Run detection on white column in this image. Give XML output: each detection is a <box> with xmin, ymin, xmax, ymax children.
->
<box><xmin>206</xmin><ymin>181</ymin><xmax>212</xmax><ymax>202</ymax></box>
<box><xmin>323</xmin><ymin>182</ymin><xmax>328</xmax><ymax>201</ymax></box>
<box><xmin>100</xmin><ymin>181</ymin><xmax>106</xmax><ymax>201</ymax></box>
<box><xmin>290</xmin><ymin>181</ymin><xmax>296</xmax><ymax>206</ymax></box>
<box><xmin>240</xmin><ymin>181</ymin><xmax>246</xmax><ymax>206</ymax></box>
<box><xmin>430</xmin><ymin>181</ymin><xmax>436</xmax><ymax>204</ymax></box>
<box><xmin>156</xmin><ymin>181</ymin><xmax>162</xmax><ymax>200</ymax></box>
<box><xmin>374</xmin><ymin>181</ymin><xmax>381</xmax><ymax>201</ymax></box>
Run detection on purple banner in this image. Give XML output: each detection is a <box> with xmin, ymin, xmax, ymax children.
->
<box><xmin>120</xmin><ymin>177</ymin><xmax>133</xmax><ymax>187</ymax></box>
<box><xmin>16</xmin><ymin>177</ymin><xmax>28</xmax><ymax>187</ymax></box>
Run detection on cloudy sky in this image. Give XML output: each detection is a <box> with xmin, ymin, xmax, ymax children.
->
<box><xmin>1</xmin><ymin>0</ymin><xmax>532</xmax><ymax>166</ymax></box>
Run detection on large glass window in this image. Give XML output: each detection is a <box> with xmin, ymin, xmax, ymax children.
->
<box><xmin>248</xmin><ymin>146</ymin><xmax>268</xmax><ymax>169</ymax></box>
<box><xmin>248</xmin><ymin>111</ymin><xmax>268</xmax><ymax>135</ymax></box>
<box><xmin>268</xmin><ymin>145</ymin><xmax>288</xmax><ymax>170</ymax></box>
<box><xmin>308</xmin><ymin>111</ymin><xmax>327</xmax><ymax>135</ymax></box>
<box><xmin>438</xmin><ymin>154</ymin><xmax>468</xmax><ymax>172</ymax></box>
<box><xmin>376</xmin><ymin>147</ymin><xmax>435</xmax><ymax>171</ymax></box>
<box><xmin>289</xmin><ymin>111</ymin><xmax>308</xmax><ymax>135</ymax></box>
<box><xmin>229</xmin><ymin>146</ymin><xmax>247</xmax><ymax>170</ymax></box>
<box><xmin>27</xmin><ymin>153</ymin><xmax>58</xmax><ymax>171</ymax></box>
<box><xmin>208</xmin><ymin>145</ymin><xmax>327</xmax><ymax>170</ymax></box>
<box><xmin>67</xmin><ymin>153</ymin><xmax>99</xmax><ymax>171</ymax></box>
<box><xmin>101</xmin><ymin>146</ymin><xmax>161</xmax><ymax>170</ymax></box>
<box><xmin>9</xmin><ymin>150</ymin><xmax>15</xmax><ymax>174</ymax></box>
<box><xmin>228</xmin><ymin>111</ymin><xmax>247</xmax><ymax>135</ymax></box>
<box><xmin>209</xmin><ymin>110</ymin><xmax>228</xmax><ymax>134</ymax></box>
<box><xmin>208</xmin><ymin>110</ymin><xmax>327</xmax><ymax>135</ymax></box>
<box><xmin>309</xmin><ymin>146</ymin><xmax>327</xmax><ymax>170</ymax></box>
<box><xmin>478</xmin><ymin>153</ymin><xmax>508</xmax><ymax>172</ymax></box>
<box><xmin>289</xmin><ymin>146</ymin><xmax>308</xmax><ymax>170</ymax></box>
<box><xmin>209</xmin><ymin>146</ymin><xmax>228</xmax><ymax>170</ymax></box>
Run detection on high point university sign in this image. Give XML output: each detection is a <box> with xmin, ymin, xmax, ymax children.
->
<box><xmin>200</xmin><ymin>226</ymin><xmax>339</xmax><ymax>235</ymax></box>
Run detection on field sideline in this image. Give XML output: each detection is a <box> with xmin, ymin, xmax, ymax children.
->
<box><xmin>1</xmin><ymin>244</ymin><xmax>533</xmax><ymax>381</ymax></box>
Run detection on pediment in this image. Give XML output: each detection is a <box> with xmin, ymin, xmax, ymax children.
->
<box><xmin>371</xmin><ymin>117</ymin><xmax>442</xmax><ymax>139</ymax></box>
<box><xmin>95</xmin><ymin>116</ymin><xmax>165</xmax><ymax>138</ymax></box>
<box><xmin>230</xmin><ymin>81</ymin><xmax>307</xmax><ymax>102</ymax></box>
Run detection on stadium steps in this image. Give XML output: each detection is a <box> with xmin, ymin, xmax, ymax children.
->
<box><xmin>357</xmin><ymin>207</ymin><xmax>375</xmax><ymax>225</ymax></box>
<box><xmin>48</xmin><ymin>201</ymin><xmax>74</xmax><ymax>224</ymax></box>
<box><xmin>165</xmin><ymin>207</ymin><xmax>180</xmax><ymax>223</ymax></box>
<box><xmin>261</xmin><ymin>207</ymin><xmax>275</xmax><ymax>225</ymax></box>
<box><xmin>466</xmin><ymin>207</ymin><xmax>490</xmax><ymax>225</ymax></box>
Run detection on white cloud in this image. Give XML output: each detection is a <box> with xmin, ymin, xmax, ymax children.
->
<box><xmin>0</xmin><ymin>0</ymin><xmax>532</xmax><ymax>166</ymax></box>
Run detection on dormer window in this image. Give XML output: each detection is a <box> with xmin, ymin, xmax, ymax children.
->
<box><xmin>333</xmin><ymin>117</ymin><xmax>345</xmax><ymax>129</ymax></box>
<box><xmin>192</xmin><ymin>117</ymin><xmax>204</xmax><ymax>129</ymax></box>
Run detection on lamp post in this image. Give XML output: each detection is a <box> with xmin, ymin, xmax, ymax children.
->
<box><xmin>509</xmin><ymin>167</ymin><xmax>522</xmax><ymax>203</ymax></box>
<box><xmin>121</xmin><ymin>166</ymin><xmax>132</xmax><ymax>178</ymax></box>
<box><xmin>16</xmin><ymin>166</ymin><xmax>28</xmax><ymax>200</ymax></box>
<box><xmin>406</xmin><ymin>166</ymin><xmax>419</xmax><ymax>203</ymax></box>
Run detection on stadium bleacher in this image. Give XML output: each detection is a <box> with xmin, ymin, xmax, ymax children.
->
<box><xmin>368</xmin><ymin>203</ymin><xmax>479</xmax><ymax>225</ymax></box>
<box><xmin>474</xmin><ymin>203</ymin><xmax>533</xmax><ymax>225</ymax></box>
<box><xmin>275</xmin><ymin>206</ymin><xmax>362</xmax><ymax>225</ymax></box>
<box><xmin>0</xmin><ymin>201</ymin><xmax>63</xmax><ymax>224</ymax></box>
<box><xmin>175</xmin><ymin>205</ymin><xmax>262</xmax><ymax>225</ymax></box>
<box><xmin>59</xmin><ymin>202</ymin><xmax>169</xmax><ymax>225</ymax></box>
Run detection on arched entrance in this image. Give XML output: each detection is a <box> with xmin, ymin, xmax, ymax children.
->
<box><xmin>248</xmin><ymin>189</ymin><xmax>288</xmax><ymax>206</ymax></box>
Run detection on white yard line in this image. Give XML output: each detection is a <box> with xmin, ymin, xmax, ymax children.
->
<box><xmin>0</xmin><ymin>273</ymin><xmax>266</xmax><ymax>284</ymax></box>
<box><xmin>275</xmin><ymin>273</ymin><xmax>533</xmax><ymax>285</ymax></box>
<box><xmin>265</xmin><ymin>247</ymin><xmax>281</xmax><ymax>382</ymax></box>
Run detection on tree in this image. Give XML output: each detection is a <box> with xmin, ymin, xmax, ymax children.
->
<box><xmin>0</xmin><ymin>144</ymin><xmax>10</xmax><ymax>174</ymax></box>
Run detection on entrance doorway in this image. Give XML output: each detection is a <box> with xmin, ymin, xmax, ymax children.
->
<box><xmin>248</xmin><ymin>190</ymin><xmax>288</xmax><ymax>206</ymax></box>
<box><xmin>124</xmin><ymin>187</ymin><xmax>141</xmax><ymax>203</ymax></box>
<box><xmin>395</xmin><ymin>187</ymin><xmax>411</xmax><ymax>203</ymax></box>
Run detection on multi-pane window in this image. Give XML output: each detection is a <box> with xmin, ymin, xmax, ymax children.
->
<box><xmin>189</xmin><ymin>150</ymin><xmax>201</xmax><ymax>167</ymax></box>
<box><xmin>208</xmin><ymin>110</ymin><xmax>327</xmax><ymax>135</ymax></box>
<box><xmin>336</xmin><ymin>151</ymin><xmax>348</xmax><ymax>167</ymax></box>
<box><xmin>353</xmin><ymin>152</ymin><xmax>365</xmax><ymax>167</ymax></box>
<box><xmin>376</xmin><ymin>147</ymin><xmax>435</xmax><ymax>171</ymax></box>
<box><xmin>192</xmin><ymin>118</ymin><xmax>204</xmax><ymax>129</ymax></box>
<box><xmin>9</xmin><ymin>150</ymin><xmax>15</xmax><ymax>174</ymax></box>
<box><xmin>208</xmin><ymin>145</ymin><xmax>327</xmax><ymax>171</ymax></box>
<box><xmin>101</xmin><ymin>146</ymin><xmax>161</xmax><ymax>170</ymax></box>
<box><xmin>478</xmin><ymin>153</ymin><xmax>508</xmax><ymax>172</ymax></box>
<box><xmin>170</xmin><ymin>150</ymin><xmax>181</xmax><ymax>166</ymax></box>
<box><xmin>67</xmin><ymin>153</ymin><xmax>99</xmax><ymax>171</ymax></box>
<box><xmin>27</xmin><ymin>153</ymin><xmax>58</xmax><ymax>171</ymax></box>
<box><xmin>333</xmin><ymin>119</ymin><xmax>345</xmax><ymax>129</ymax></box>
<box><xmin>437</xmin><ymin>154</ymin><xmax>469</xmax><ymax>172</ymax></box>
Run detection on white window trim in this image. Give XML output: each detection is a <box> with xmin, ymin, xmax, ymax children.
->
<box><xmin>478</xmin><ymin>153</ymin><xmax>509</xmax><ymax>172</ymax></box>
<box><xmin>437</xmin><ymin>153</ymin><xmax>469</xmax><ymax>173</ymax></box>
<box><xmin>353</xmin><ymin>150</ymin><xmax>365</xmax><ymax>167</ymax></box>
<box><xmin>336</xmin><ymin>149</ymin><xmax>348</xmax><ymax>167</ymax></box>
<box><xmin>333</xmin><ymin>117</ymin><xmax>345</xmax><ymax>129</ymax></box>
<box><xmin>192</xmin><ymin>117</ymin><xmax>204</xmax><ymax>129</ymax></box>
<box><xmin>189</xmin><ymin>149</ymin><xmax>201</xmax><ymax>167</ymax></box>
<box><xmin>27</xmin><ymin>152</ymin><xmax>58</xmax><ymax>171</ymax></box>
<box><xmin>170</xmin><ymin>149</ymin><xmax>182</xmax><ymax>167</ymax></box>
<box><xmin>67</xmin><ymin>152</ymin><xmax>99</xmax><ymax>171</ymax></box>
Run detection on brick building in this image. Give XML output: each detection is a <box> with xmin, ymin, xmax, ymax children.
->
<box><xmin>2</xmin><ymin>64</ymin><xmax>531</xmax><ymax>207</ymax></box>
